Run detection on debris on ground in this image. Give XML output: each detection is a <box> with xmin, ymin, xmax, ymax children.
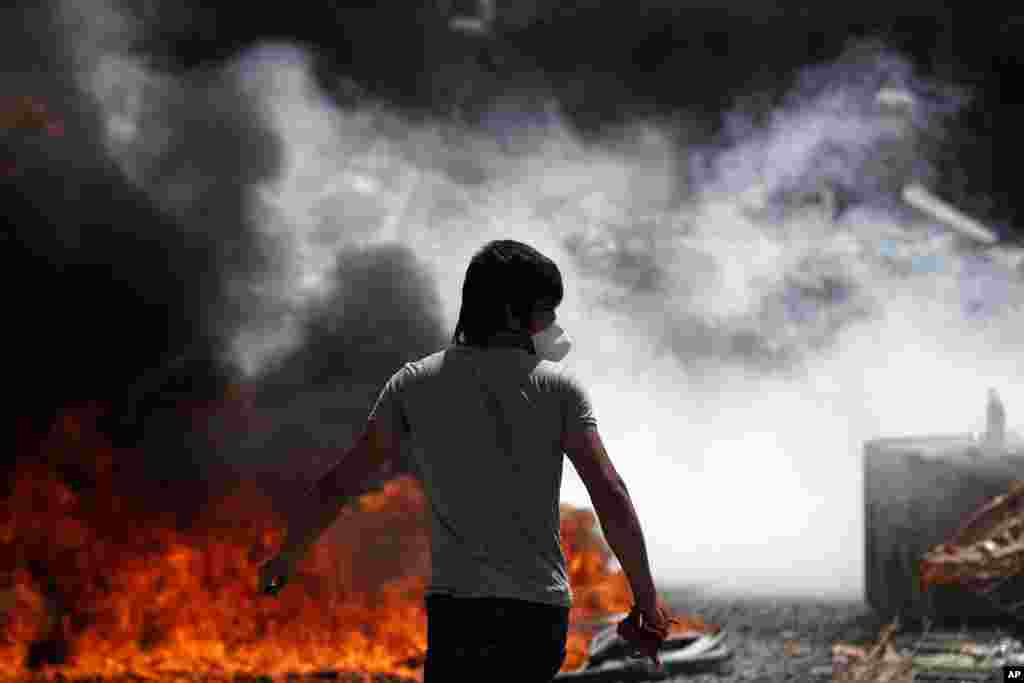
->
<box><xmin>831</xmin><ymin>620</ymin><xmax>913</xmax><ymax>682</ymax></box>
<box><xmin>782</xmin><ymin>638</ymin><xmax>809</xmax><ymax>657</ymax></box>
<box><xmin>829</xmin><ymin>617</ymin><xmax>1024</xmax><ymax>682</ymax></box>
<box><xmin>556</xmin><ymin>611</ymin><xmax>732</xmax><ymax>679</ymax></box>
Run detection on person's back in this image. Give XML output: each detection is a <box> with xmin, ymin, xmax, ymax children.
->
<box><xmin>260</xmin><ymin>239</ymin><xmax>671</xmax><ymax>683</ymax></box>
<box><xmin>369</xmin><ymin>241</ymin><xmax>670</xmax><ymax>681</ymax></box>
<box><xmin>373</xmin><ymin>339</ymin><xmax>595</xmax><ymax>607</ymax></box>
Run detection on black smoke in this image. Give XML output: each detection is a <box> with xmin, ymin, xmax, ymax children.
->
<box><xmin>82</xmin><ymin>2</ymin><xmax>1020</xmax><ymax>229</ymax></box>
<box><xmin>242</xmin><ymin>244</ymin><xmax>449</xmax><ymax>484</ymax></box>
<box><xmin>5</xmin><ymin>2</ymin><xmax>281</xmax><ymax>519</ymax></box>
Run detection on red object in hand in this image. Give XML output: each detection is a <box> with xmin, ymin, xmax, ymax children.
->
<box><xmin>616</xmin><ymin>604</ymin><xmax>676</xmax><ymax>670</ymax></box>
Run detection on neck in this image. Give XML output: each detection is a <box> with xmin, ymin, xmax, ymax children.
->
<box><xmin>480</xmin><ymin>330</ymin><xmax>535</xmax><ymax>353</ymax></box>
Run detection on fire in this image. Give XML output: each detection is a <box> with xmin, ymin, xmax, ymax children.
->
<box><xmin>0</xmin><ymin>94</ymin><xmax>65</xmax><ymax>176</ymax></box>
<box><xmin>2</xmin><ymin>399</ymin><xmax>697</xmax><ymax>681</ymax></box>
<box><xmin>0</xmin><ymin>95</ymin><xmax>63</xmax><ymax>136</ymax></box>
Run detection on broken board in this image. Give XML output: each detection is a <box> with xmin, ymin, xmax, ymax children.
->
<box><xmin>555</xmin><ymin>629</ymin><xmax>732</xmax><ymax>681</ymax></box>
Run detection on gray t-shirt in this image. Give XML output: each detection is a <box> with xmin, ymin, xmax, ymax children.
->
<box><xmin>368</xmin><ymin>343</ymin><xmax>598</xmax><ymax>607</ymax></box>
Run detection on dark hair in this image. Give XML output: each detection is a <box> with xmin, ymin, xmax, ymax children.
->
<box><xmin>452</xmin><ymin>240</ymin><xmax>564</xmax><ymax>347</ymax></box>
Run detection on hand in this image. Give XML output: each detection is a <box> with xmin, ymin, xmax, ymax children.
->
<box><xmin>616</xmin><ymin>602</ymin><xmax>677</xmax><ymax>671</ymax></box>
<box><xmin>258</xmin><ymin>550</ymin><xmax>297</xmax><ymax>597</ymax></box>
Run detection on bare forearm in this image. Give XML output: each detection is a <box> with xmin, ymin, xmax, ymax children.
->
<box><xmin>279</xmin><ymin>489</ymin><xmax>348</xmax><ymax>560</ymax></box>
<box><xmin>280</xmin><ymin>453</ymin><xmax>370</xmax><ymax>559</ymax></box>
<box><xmin>590</xmin><ymin>484</ymin><xmax>658</xmax><ymax>610</ymax></box>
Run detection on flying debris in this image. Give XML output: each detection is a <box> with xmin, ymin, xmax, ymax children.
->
<box><xmin>871</xmin><ymin>82</ymin><xmax>1001</xmax><ymax>248</ymax></box>
<box><xmin>874</xmin><ymin>81</ymin><xmax>916</xmax><ymax>128</ymax></box>
<box><xmin>902</xmin><ymin>184</ymin><xmax>999</xmax><ymax>246</ymax></box>
<box><xmin>442</xmin><ymin>0</ymin><xmax>496</xmax><ymax>37</ymax></box>
<box><xmin>875</xmin><ymin>86</ymin><xmax>917</xmax><ymax>113</ymax></box>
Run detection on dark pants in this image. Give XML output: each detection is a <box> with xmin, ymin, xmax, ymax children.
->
<box><xmin>424</xmin><ymin>594</ymin><xmax>570</xmax><ymax>683</ymax></box>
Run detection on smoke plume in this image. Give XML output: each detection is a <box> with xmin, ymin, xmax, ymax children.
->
<box><xmin>12</xmin><ymin>0</ymin><xmax>1022</xmax><ymax>600</ymax></box>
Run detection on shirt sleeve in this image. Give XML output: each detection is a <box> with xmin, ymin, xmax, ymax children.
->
<box><xmin>368</xmin><ymin>364</ymin><xmax>413</xmax><ymax>436</ymax></box>
<box><xmin>559</xmin><ymin>367</ymin><xmax>598</xmax><ymax>435</ymax></box>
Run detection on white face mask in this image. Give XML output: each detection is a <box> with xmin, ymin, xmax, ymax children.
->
<box><xmin>531</xmin><ymin>322</ymin><xmax>572</xmax><ymax>362</ymax></box>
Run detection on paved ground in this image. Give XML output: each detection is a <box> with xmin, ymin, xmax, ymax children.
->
<box><xmin>663</xmin><ymin>591</ymin><xmax>885</xmax><ymax>682</ymax></box>
<box><xmin>16</xmin><ymin>590</ymin><xmax>1018</xmax><ymax>683</ymax></box>
<box><xmin>608</xmin><ymin>588</ymin><xmax>1021</xmax><ymax>683</ymax></box>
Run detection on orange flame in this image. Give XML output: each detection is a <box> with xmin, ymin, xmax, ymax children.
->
<box><xmin>2</xmin><ymin>399</ymin><xmax>704</xmax><ymax>681</ymax></box>
<box><xmin>0</xmin><ymin>95</ymin><xmax>63</xmax><ymax>135</ymax></box>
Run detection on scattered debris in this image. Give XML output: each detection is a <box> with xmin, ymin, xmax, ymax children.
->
<box><xmin>831</xmin><ymin>620</ymin><xmax>914</xmax><ymax>682</ymax></box>
<box><xmin>782</xmin><ymin>639</ymin><xmax>808</xmax><ymax>657</ymax></box>
<box><xmin>830</xmin><ymin>619</ymin><xmax>1024</xmax><ymax>682</ymax></box>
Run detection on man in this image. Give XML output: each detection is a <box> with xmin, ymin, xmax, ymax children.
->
<box><xmin>259</xmin><ymin>240</ymin><xmax>671</xmax><ymax>681</ymax></box>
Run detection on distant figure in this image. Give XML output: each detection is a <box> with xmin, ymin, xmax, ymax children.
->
<box><xmin>258</xmin><ymin>240</ymin><xmax>672</xmax><ymax>680</ymax></box>
<box><xmin>987</xmin><ymin>388</ymin><xmax>1006</xmax><ymax>449</ymax></box>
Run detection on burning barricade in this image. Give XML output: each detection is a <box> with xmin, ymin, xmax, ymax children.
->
<box><xmin>1</xmin><ymin>401</ymin><xmax>721</xmax><ymax>682</ymax></box>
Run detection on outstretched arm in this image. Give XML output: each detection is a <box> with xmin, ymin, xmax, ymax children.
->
<box><xmin>278</xmin><ymin>416</ymin><xmax>402</xmax><ymax>561</ymax></box>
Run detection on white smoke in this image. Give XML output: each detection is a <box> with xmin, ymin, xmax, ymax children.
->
<box><xmin>78</xmin><ymin>19</ymin><xmax>1024</xmax><ymax>600</ymax></box>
